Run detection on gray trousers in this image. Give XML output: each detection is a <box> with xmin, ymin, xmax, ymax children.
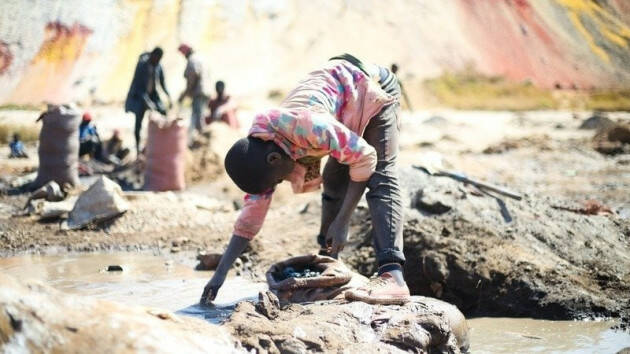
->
<box><xmin>190</xmin><ymin>95</ymin><xmax>205</xmax><ymax>133</ymax></box>
<box><xmin>318</xmin><ymin>67</ymin><xmax>405</xmax><ymax>266</ymax></box>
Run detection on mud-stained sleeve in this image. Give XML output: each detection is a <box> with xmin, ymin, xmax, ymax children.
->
<box><xmin>233</xmin><ymin>190</ymin><xmax>273</xmax><ymax>239</ymax></box>
<box><xmin>299</xmin><ymin>112</ymin><xmax>377</xmax><ymax>182</ymax></box>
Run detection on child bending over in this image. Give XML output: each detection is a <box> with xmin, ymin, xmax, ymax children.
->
<box><xmin>200</xmin><ymin>54</ymin><xmax>408</xmax><ymax>305</ymax></box>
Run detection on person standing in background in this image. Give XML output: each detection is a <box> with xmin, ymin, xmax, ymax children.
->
<box><xmin>125</xmin><ymin>47</ymin><xmax>172</xmax><ymax>155</ymax></box>
<box><xmin>177</xmin><ymin>44</ymin><xmax>206</xmax><ymax>139</ymax></box>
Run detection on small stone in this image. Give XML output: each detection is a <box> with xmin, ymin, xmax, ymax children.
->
<box><xmin>278</xmin><ymin>337</ymin><xmax>307</xmax><ymax>354</ymax></box>
<box><xmin>255</xmin><ymin>291</ymin><xmax>280</xmax><ymax>320</ymax></box>
<box><xmin>106</xmin><ymin>265</ymin><xmax>123</xmax><ymax>272</ymax></box>
<box><xmin>172</xmin><ymin>237</ymin><xmax>189</xmax><ymax>247</ymax></box>
<box><xmin>413</xmin><ymin>189</ymin><xmax>452</xmax><ymax>215</ymax></box>
<box><xmin>170</xmin><ymin>246</ymin><xmax>180</xmax><ymax>253</ymax></box>
<box><xmin>196</xmin><ymin>252</ymin><xmax>222</xmax><ymax>270</ymax></box>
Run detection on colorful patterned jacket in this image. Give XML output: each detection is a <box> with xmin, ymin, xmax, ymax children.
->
<box><xmin>234</xmin><ymin>59</ymin><xmax>395</xmax><ymax>239</ymax></box>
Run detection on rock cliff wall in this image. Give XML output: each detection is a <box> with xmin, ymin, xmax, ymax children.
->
<box><xmin>1</xmin><ymin>0</ymin><xmax>629</xmax><ymax>105</ymax></box>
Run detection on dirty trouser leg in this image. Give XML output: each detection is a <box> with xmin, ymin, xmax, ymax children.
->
<box><xmin>363</xmin><ymin>68</ymin><xmax>405</xmax><ymax>266</ymax></box>
<box><xmin>191</xmin><ymin>95</ymin><xmax>204</xmax><ymax>133</ymax></box>
<box><xmin>318</xmin><ymin>158</ymin><xmax>349</xmax><ymax>249</ymax></box>
<box><xmin>134</xmin><ymin>108</ymin><xmax>146</xmax><ymax>154</ymax></box>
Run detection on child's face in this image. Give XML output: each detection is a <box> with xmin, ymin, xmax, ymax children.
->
<box><xmin>225</xmin><ymin>137</ymin><xmax>295</xmax><ymax>194</ymax></box>
<box><xmin>264</xmin><ymin>153</ymin><xmax>295</xmax><ymax>189</ymax></box>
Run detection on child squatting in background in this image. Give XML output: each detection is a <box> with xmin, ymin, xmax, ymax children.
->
<box><xmin>200</xmin><ymin>54</ymin><xmax>409</xmax><ymax>305</ymax></box>
<box><xmin>9</xmin><ymin>133</ymin><xmax>28</xmax><ymax>158</ymax></box>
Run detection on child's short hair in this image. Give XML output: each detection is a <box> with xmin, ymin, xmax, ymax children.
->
<box><xmin>225</xmin><ymin>137</ymin><xmax>278</xmax><ymax>194</ymax></box>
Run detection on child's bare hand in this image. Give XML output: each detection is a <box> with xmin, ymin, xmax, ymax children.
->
<box><xmin>200</xmin><ymin>271</ymin><xmax>226</xmax><ymax>306</ymax></box>
<box><xmin>326</xmin><ymin>218</ymin><xmax>349</xmax><ymax>258</ymax></box>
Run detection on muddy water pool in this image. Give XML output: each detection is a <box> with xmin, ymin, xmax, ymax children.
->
<box><xmin>1</xmin><ymin>253</ymin><xmax>628</xmax><ymax>352</ymax></box>
<box><xmin>468</xmin><ymin>317</ymin><xmax>629</xmax><ymax>353</ymax></box>
<box><xmin>0</xmin><ymin>253</ymin><xmax>266</xmax><ymax>324</ymax></box>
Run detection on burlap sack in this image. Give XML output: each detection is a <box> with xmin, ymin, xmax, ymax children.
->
<box><xmin>32</xmin><ymin>104</ymin><xmax>80</xmax><ymax>189</ymax></box>
<box><xmin>266</xmin><ymin>255</ymin><xmax>364</xmax><ymax>303</ymax></box>
<box><xmin>144</xmin><ymin>114</ymin><xmax>187</xmax><ymax>191</ymax></box>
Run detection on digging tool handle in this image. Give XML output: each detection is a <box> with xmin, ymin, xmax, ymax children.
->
<box><xmin>437</xmin><ymin>172</ymin><xmax>523</xmax><ymax>200</ymax></box>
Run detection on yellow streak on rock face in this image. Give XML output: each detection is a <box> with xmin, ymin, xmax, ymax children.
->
<box><xmin>96</xmin><ymin>0</ymin><xmax>152</xmax><ymax>102</ymax></box>
<box><xmin>600</xmin><ymin>27</ymin><xmax>628</xmax><ymax>47</ymax></box>
<box><xmin>97</xmin><ymin>0</ymin><xmax>181</xmax><ymax>102</ymax></box>
<box><xmin>9</xmin><ymin>24</ymin><xmax>91</xmax><ymax>104</ymax></box>
<box><xmin>197</xmin><ymin>5</ymin><xmax>223</xmax><ymax>55</ymax></box>
<box><xmin>556</xmin><ymin>0</ymin><xmax>630</xmax><ymax>62</ymax></box>
<box><xmin>568</xmin><ymin>11</ymin><xmax>610</xmax><ymax>62</ymax></box>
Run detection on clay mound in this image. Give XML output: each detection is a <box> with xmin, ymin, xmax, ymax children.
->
<box><xmin>579</xmin><ymin>114</ymin><xmax>615</xmax><ymax>130</ymax></box>
<box><xmin>0</xmin><ymin>274</ymin><xmax>239</xmax><ymax>353</ymax></box>
<box><xmin>225</xmin><ymin>291</ymin><xmax>469</xmax><ymax>353</ymax></box>
<box><xmin>345</xmin><ymin>167</ymin><xmax>630</xmax><ymax>320</ymax></box>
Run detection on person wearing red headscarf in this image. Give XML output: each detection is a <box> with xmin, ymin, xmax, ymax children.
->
<box><xmin>177</xmin><ymin>44</ymin><xmax>207</xmax><ymax>137</ymax></box>
<box><xmin>78</xmin><ymin>112</ymin><xmax>103</xmax><ymax>160</ymax></box>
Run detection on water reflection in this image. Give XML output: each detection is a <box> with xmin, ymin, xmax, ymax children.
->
<box><xmin>468</xmin><ymin>317</ymin><xmax>630</xmax><ymax>353</ymax></box>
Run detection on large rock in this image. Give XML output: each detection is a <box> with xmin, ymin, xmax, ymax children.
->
<box><xmin>66</xmin><ymin>176</ymin><xmax>130</xmax><ymax>229</ymax></box>
<box><xmin>346</xmin><ymin>167</ymin><xmax>630</xmax><ymax>320</ymax></box>
<box><xmin>225</xmin><ymin>291</ymin><xmax>469</xmax><ymax>353</ymax></box>
<box><xmin>579</xmin><ymin>113</ymin><xmax>615</xmax><ymax>130</ymax></box>
<box><xmin>0</xmin><ymin>274</ymin><xmax>240</xmax><ymax>353</ymax></box>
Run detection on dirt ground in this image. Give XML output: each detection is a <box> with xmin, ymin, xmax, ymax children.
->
<box><xmin>1</xmin><ymin>108</ymin><xmax>629</xmax><ymax>324</ymax></box>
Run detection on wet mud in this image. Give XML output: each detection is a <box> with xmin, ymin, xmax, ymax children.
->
<box><xmin>345</xmin><ymin>167</ymin><xmax>630</xmax><ymax>322</ymax></box>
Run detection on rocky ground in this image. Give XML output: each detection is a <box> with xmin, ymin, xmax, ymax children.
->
<box><xmin>1</xmin><ymin>108</ymin><xmax>630</xmax><ymax>350</ymax></box>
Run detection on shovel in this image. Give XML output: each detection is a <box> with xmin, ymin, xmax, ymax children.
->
<box><xmin>412</xmin><ymin>153</ymin><xmax>522</xmax><ymax>201</ymax></box>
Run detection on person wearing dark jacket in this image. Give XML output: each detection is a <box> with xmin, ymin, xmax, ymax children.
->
<box><xmin>125</xmin><ymin>47</ymin><xmax>172</xmax><ymax>154</ymax></box>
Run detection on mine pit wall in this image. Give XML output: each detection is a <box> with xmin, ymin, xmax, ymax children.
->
<box><xmin>1</xmin><ymin>0</ymin><xmax>629</xmax><ymax>106</ymax></box>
